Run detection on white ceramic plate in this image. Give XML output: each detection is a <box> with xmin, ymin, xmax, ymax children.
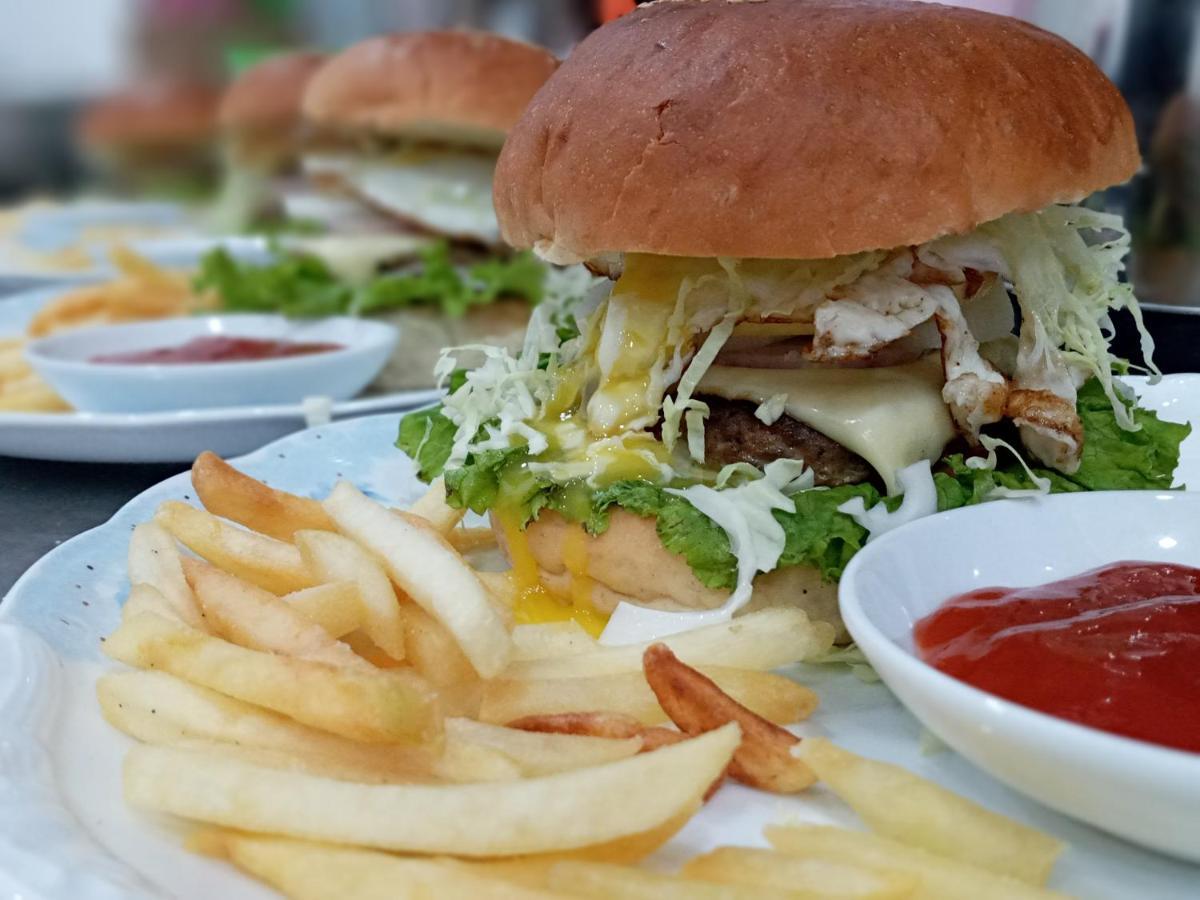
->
<box><xmin>2</xmin><ymin>378</ymin><xmax>1199</xmax><ymax>899</ymax></box>
<box><xmin>1</xmin><ymin>281</ymin><xmax>437</xmax><ymax>462</ymax></box>
<box><xmin>841</xmin><ymin>491</ymin><xmax>1200</xmax><ymax>862</ymax></box>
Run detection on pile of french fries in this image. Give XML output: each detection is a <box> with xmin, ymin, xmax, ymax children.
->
<box><xmin>1</xmin><ymin>247</ymin><xmax>212</xmax><ymax>414</ymax></box>
<box><xmin>0</xmin><ymin>335</ymin><xmax>69</xmax><ymax>412</ymax></box>
<box><xmin>97</xmin><ymin>451</ymin><xmax>1070</xmax><ymax>899</ymax></box>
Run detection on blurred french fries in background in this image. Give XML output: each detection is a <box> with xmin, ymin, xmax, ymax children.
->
<box><xmin>94</xmin><ymin>452</ymin><xmax>1068</xmax><ymax>899</ymax></box>
<box><xmin>0</xmin><ymin>337</ymin><xmax>70</xmax><ymax>412</ymax></box>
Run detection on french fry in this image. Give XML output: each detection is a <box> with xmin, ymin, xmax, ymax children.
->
<box><xmin>123</xmin><ymin>724</ymin><xmax>742</xmax><ymax>856</ymax></box>
<box><xmin>323</xmin><ymin>482</ymin><xmax>511</xmax><ymax>678</ymax></box>
<box><xmin>506</xmin><ymin>712</ymin><xmax>685</xmax><ymax>753</ymax></box>
<box><xmin>126</xmin><ymin>521</ymin><xmax>204</xmax><ymax>628</ymax></box>
<box><xmin>444</xmin><ymin>717</ymin><xmax>641</xmax><ymax>776</ymax></box>
<box><xmin>0</xmin><ymin>380</ymin><xmax>70</xmax><ymax>412</ymax></box>
<box><xmin>155</xmin><ymin>501</ymin><xmax>312</xmax><ymax>595</ymax></box>
<box><xmin>182</xmin><ymin>558</ymin><xmax>369</xmax><ymax>670</ymax></box>
<box><xmin>280</xmin><ymin>582</ymin><xmax>363</xmax><ymax>638</ymax></box>
<box><xmin>121</xmin><ymin>583</ymin><xmax>187</xmax><ymax>625</ymax></box>
<box><xmin>481</xmin><ymin>667</ymin><xmax>817</xmax><ymax>727</ymax></box>
<box><xmin>191</xmin><ymin>452</ymin><xmax>335</xmax><ymax>541</ymax></box>
<box><xmin>0</xmin><ymin>342</ymin><xmax>30</xmax><ymax>380</ymax></box>
<box><xmin>202</xmin><ymin>832</ymin><xmax>563</xmax><ymax>900</ymax></box>
<box><xmin>681</xmin><ymin>847</ymin><xmax>918</xmax><ymax>899</ymax></box>
<box><xmin>546</xmin><ymin>860</ymin><xmax>809</xmax><ymax>899</ymax></box>
<box><xmin>103</xmin><ymin>611</ymin><xmax>439</xmax><ymax>743</ymax></box>
<box><xmin>296</xmin><ymin>529</ymin><xmax>406</xmax><ymax>662</ymax></box>
<box><xmin>397</xmin><ymin>600</ymin><xmax>479</xmax><ymax>688</ymax></box>
<box><xmin>100</xmin><ymin>669</ymin><xmax>518</xmax><ymax>784</ymax></box>
<box><xmin>795</xmin><ymin>738</ymin><xmax>1064</xmax><ymax>885</ymax></box>
<box><xmin>765</xmin><ymin>826</ymin><xmax>1070</xmax><ymax>900</ymax></box>
<box><xmin>502</xmin><ymin>607</ymin><xmax>834</xmax><ymax>679</ymax></box>
<box><xmin>644</xmin><ymin>643</ymin><xmax>814</xmax><ymax>793</ymax></box>
<box><xmin>448</xmin><ymin>526</ymin><xmax>499</xmax><ymax>553</ymax></box>
<box><xmin>407</xmin><ymin>476</ymin><xmax>467</xmax><ymax>533</ymax></box>
<box><xmin>511</xmin><ymin>620</ymin><xmax>597</xmax><ymax>661</ymax></box>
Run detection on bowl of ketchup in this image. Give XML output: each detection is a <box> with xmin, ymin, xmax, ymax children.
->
<box><xmin>25</xmin><ymin>314</ymin><xmax>398</xmax><ymax>412</ymax></box>
<box><xmin>839</xmin><ymin>491</ymin><xmax>1200</xmax><ymax>863</ymax></box>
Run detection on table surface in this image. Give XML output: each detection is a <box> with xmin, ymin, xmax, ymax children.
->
<box><xmin>0</xmin><ymin>457</ymin><xmax>183</xmax><ymax>596</ymax></box>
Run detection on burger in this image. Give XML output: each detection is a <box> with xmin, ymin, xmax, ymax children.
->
<box><xmin>193</xmin><ymin>31</ymin><xmax>570</xmax><ymax>392</ymax></box>
<box><xmin>210</xmin><ymin>50</ymin><xmax>327</xmax><ymax>231</ymax></box>
<box><xmin>298</xmin><ymin>30</ymin><xmax>559</xmax><ymax>246</ymax></box>
<box><xmin>407</xmin><ymin>0</ymin><xmax>1187</xmax><ymax>642</ymax></box>
<box><xmin>78</xmin><ymin>81</ymin><xmax>221</xmax><ymax>200</ymax></box>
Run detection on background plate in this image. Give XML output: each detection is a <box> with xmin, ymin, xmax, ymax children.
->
<box><xmin>1</xmin><ymin>377</ymin><xmax>1198</xmax><ymax>898</ymax></box>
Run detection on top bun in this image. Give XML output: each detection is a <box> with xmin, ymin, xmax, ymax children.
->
<box><xmin>303</xmin><ymin>31</ymin><xmax>559</xmax><ymax>150</ymax></box>
<box><xmin>80</xmin><ymin>82</ymin><xmax>220</xmax><ymax>151</ymax></box>
<box><xmin>494</xmin><ymin>0</ymin><xmax>1140</xmax><ymax>263</ymax></box>
<box><xmin>219</xmin><ymin>51</ymin><xmax>326</xmax><ymax>133</ymax></box>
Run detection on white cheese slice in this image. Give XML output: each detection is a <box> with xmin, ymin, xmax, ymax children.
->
<box><xmin>697</xmin><ymin>354</ymin><xmax>955</xmax><ymax>494</ymax></box>
<box><xmin>284</xmin><ymin>233</ymin><xmax>432</xmax><ymax>284</ymax></box>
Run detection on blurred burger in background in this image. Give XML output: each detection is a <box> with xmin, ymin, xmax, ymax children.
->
<box><xmin>193</xmin><ymin>30</ymin><xmax>577</xmax><ymax>391</ymax></box>
<box><xmin>78</xmin><ymin>81</ymin><xmax>221</xmax><ymax>201</ymax></box>
<box><xmin>210</xmin><ymin>50</ymin><xmax>326</xmax><ymax>232</ymax></box>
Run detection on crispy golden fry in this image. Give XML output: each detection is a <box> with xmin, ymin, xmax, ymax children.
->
<box><xmin>296</xmin><ymin>529</ymin><xmax>406</xmax><ymax>662</ymax></box>
<box><xmin>124</xmin><ymin>724</ymin><xmax>741</xmax><ymax>856</ymax></box>
<box><xmin>765</xmin><ymin>826</ymin><xmax>1070</xmax><ymax>900</ymax></box>
<box><xmin>126</xmin><ymin>521</ymin><xmax>204</xmax><ymax>628</ymax></box>
<box><xmin>682</xmin><ymin>847</ymin><xmax>918</xmax><ymax>899</ymax></box>
<box><xmin>447</xmin><ymin>526</ymin><xmax>499</xmax><ymax>553</ymax></box>
<box><xmin>511</xmin><ymin>621</ymin><xmax>597</xmax><ymax>661</ymax></box>
<box><xmin>120</xmin><ymin>583</ymin><xmax>187</xmax><ymax>624</ymax></box>
<box><xmin>0</xmin><ymin>379</ymin><xmax>71</xmax><ymax>412</ymax></box>
<box><xmin>155</xmin><ymin>501</ymin><xmax>312</xmax><ymax>595</ymax></box>
<box><xmin>397</xmin><ymin>600</ymin><xmax>479</xmax><ymax>689</ymax></box>
<box><xmin>481</xmin><ymin>666</ymin><xmax>817</xmax><ymax>727</ymax></box>
<box><xmin>182</xmin><ymin>558</ymin><xmax>369</xmax><ymax>670</ymax></box>
<box><xmin>0</xmin><ymin>342</ymin><xmax>30</xmax><ymax>380</ymax></box>
<box><xmin>796</xmin><ymin>738</ymin><xmax>1064</xmax><ymax>885</ymax></box>
<box><xmin>644</xmin><ymin>643</ymin><xmax>814</xmax><ymax>793</ymax></box>
<box><xmin>97</xmin><ymin>670</ymin><xmax>522</xmax><ymax>785</ymax></box>
<box><xmin>104</xmin><ymin>611</ymin><xmax>439</xmax><ymax>743</ymax></box>
<box><xmin>407</xmin><ymin>476</ymin><xmax>467</xmax><ymax>533</ymax></box>
<box><xmin>191</xmin><ymin>452</ymin><xmax>335</xmax><ymax>541</ymax></box>
<box><xmin>547</xmin><ymin>860</ymin><xmax>811</xmax><ymax>899</ymax></box>
<box><xmin>201</xmin><ymin>832</ymin><xmax>565</xmax><ymax>900</ymax></box>
<box><xmin>280</xmin><ymin>582</ymin><xmax>363</xmax><ymax>638</ymax></box>
<box><xmin>503</xmin><ymin>607</ymin><xmax>834</xmax><ymax>680</ymax></box>
<box><xmin>445</xmin><ymin>717</ymin><xmax>641</xmax><ymax>776</ymax></box>
<box><xmin>323</xmin><ymin>482</ymin><xmax>511</xmax><ymax>677</ymax></box>
<box><xmin>506</xmin><ymin>712</ymin><xmax>685</xmax><ymax>753</ymax></box>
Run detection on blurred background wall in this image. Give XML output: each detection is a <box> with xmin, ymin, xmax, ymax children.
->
<box><xmin>0</xmin><ymin>0</ymin><xmax>1197</xmax><ymax>304</ymax></box>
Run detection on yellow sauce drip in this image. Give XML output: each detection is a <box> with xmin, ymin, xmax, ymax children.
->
<box><xmin>497</xmin><ymin>509</ymin><xmax>608</xmax><ymax>638</ymax></box>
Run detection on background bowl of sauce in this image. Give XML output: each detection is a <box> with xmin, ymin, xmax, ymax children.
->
<box><xmin>25</xmin><ymin>314</ymin><xmax>398</xmax><ymax>412</ymax></box>
<box><xmin>839</xmin><ymin>491</ymin><xmax>1200</xmax><ymax>862</ymax></box>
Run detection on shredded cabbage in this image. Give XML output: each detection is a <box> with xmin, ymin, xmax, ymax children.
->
<box><xmin>754</xmin><ymin>393</ymin><xmax>789</xmax><ymax>426</ymax></box>
<box><xmin>837</xmin><ymin>460</ymin><xmax>938</xmax><ymax>542</ymax></box>
<box><xmin>666</xmin><ymin>459</ymin><xmax>815</xmax><ymax>612</ymax></box>
<box><xmin>964</xmin><ymin>434</ymin><xmax>1052</xmax><ymax>499</ymax></box>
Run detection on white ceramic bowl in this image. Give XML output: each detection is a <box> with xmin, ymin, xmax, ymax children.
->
<box><xmin>839</xmin><ymin>491</ymin><xmax>1200</xmax><ymax>862</ymax></box>
<box><xmin>25</xmin><ymin>315</ymin><xmax>398</xmax><ymax>413</ymax></box>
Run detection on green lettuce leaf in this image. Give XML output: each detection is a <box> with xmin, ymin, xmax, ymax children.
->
<box><xmin>395</xmin><ymin>406</ymin><xmax>456</xmax><ymax>482</ymax></box>
<box><xmin>194</xmin><ymin>242</ymin><xmax>546</xmax><ymax>320</ymax></box>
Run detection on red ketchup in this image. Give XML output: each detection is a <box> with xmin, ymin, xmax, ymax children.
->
<box><xmin>91</xmin><ymin>336</ymin><xmax>343</xmax><ymax>364</ymax></box>
<box><xmin>914</xmin><ymin>561</ymin><xmax>1200</xmax><ymax>753</ymax></box>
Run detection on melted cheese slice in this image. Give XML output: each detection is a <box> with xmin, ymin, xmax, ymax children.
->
<box><xmin>287</xmin><ymin>234</ymin><xmax>431</xmax><ymax>284</ymax></box>
<box><xmin>697</xmin><ymin>354</ymin><xmax>955</xmax><ymax>494</ymax></box>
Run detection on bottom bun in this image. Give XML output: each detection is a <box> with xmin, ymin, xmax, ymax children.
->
<box><xmin>498</xmin><ymin>510</ymin><xmax>846</xmax><ymax>640</ymax></box>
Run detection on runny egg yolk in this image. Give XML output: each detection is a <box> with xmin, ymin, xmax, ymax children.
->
<box><xmin>496</xmin><ymin>508</ymin><xmax>608</xmax><ymax>638</ymax></box>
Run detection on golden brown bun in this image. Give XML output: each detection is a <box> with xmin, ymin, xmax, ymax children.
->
<box><xmin>219</xmin><ymin>51</ymin><xmax>326</xmax><ymax>132</ymax></box>
<box><xmin>303</xmin><ymin>31</ymin><xmax>559</xmax><ymax>150</ymax></box>
<box><xmin>80</xmin><ymin>82</ymin><xmax>220</xmax><ymax>152</ymax></box>
<box><xmin>495</xmin><ymin>0</ymin><xmax>1140</xmax><ymax>262</ymax></box>
<box><xmin>502</xmin><ymin>510</ymin><xmax>846</xmax><ymax>639</ymax></box>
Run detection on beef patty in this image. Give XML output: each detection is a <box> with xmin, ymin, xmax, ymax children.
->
<box><xmin>697</xmin><ymin>396</ymin><xmax>875</xmax><ymax>487</ymax></box>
